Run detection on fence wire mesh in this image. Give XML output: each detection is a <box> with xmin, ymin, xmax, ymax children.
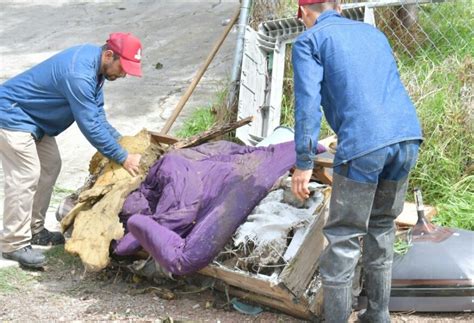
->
<box><xmin>255</xmin><ymin>0</ymin><xmax>473</xmax><ymax>64</ymax></box>
<box><xmin>356</xmin><ymin>0</ymin><xmax>472</xmax><ymax>63</ymax></box>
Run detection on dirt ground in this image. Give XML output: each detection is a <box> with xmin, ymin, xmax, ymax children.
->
<box><xmin>0</xmin><ymin>246</ymin><xmax>472</xmax><ymax>322</ymax></box>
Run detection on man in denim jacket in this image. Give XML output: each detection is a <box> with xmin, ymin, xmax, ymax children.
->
<box><xmin>291</xmin><ymin>1</ymin><xmax>423</xmax><ymax>322</ymax></box>
<box><xmin>0</xmin><ymin>33</ymin><xmax>143</xmax><ymax>269</ymax></box>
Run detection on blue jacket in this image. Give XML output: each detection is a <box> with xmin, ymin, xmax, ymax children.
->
<box><xmin>292</xmin><ymin>10</ymin><xmax>422</xmax><ymax>170</ymax></box>
<box><xmin>0</xmin><ymin>45</ymin><xmax>127</xmax><ymax>164</ymax></box>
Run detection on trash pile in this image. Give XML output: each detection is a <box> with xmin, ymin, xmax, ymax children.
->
<box><xmin>59</xmin><ymin>126</ymin><xmax>474</xmax><ymax>319</ymax></box>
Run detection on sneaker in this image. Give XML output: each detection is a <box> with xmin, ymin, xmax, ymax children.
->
<box><xmin>2</xmin><ymin>245</ymin><xmax>47</xmax><ymax>268</ymax></box>
<box><xmin>31</xmin><ymin>228</ymin><xmax>65</xmax><ymax>246</ymax></box>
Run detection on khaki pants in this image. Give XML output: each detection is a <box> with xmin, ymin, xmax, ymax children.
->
<box><xmin>0</xmin><ymin>129</ymin><xmax>61</xmax><ymax>252</ymax></box>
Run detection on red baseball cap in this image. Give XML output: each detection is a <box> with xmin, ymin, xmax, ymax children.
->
<box><xmin>297</xmin><ymin>0</ymin><xmax>333</xmax><ymax>18</ymax></box>
<box><xmin>106</xmin><ymin>32</ymin><xmax>143</xmax><ymax>77</ymax></box>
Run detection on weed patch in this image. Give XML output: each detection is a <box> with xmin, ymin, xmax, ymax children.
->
<box><xmin>0</xmin><ymin>267</ymin><xmax>34</xmax><ymax>294</ymax></box>
<box><xmin>44</xmin><ymin>246</ymin><xmax>83</xmax><ymax>270</ymax></box>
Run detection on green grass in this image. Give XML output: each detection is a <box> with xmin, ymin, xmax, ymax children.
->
<box><xmin>0</xmin><ymin>266</ymin><xmax>34</xmax><ymax>293</ymax></box>
<box><xmin>175</xmin><ymin>107</ymin><xmax>216</xmax><ymax>139</ymax></box>
<box><xmin>53</xmin><ymin>186</ymin><xmax>75</xmax><ymax>195</ymax></box>
<box><xmin>49</xmin><ymin>185</ymin><xmax>75</xmax><ymax>206</ymax></box>
<box><xmin>174</xmin><ymin>87</ymin><xmax>230</xmax><ymax>139</ymax></box>
<box><xmin>43</xmin><ymin>245</ymin><xmax>82</xmax><ymax>269</ymax></box>
<box><xmin>398</xmin><ymin>2</ymin><xmax>473</xmax><ymax>230</ymax></box>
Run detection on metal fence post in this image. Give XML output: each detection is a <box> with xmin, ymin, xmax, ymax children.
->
<box><xmin>227</xmin><ymin>0</ymin><xmax>252</xmax><ymax>110</ymax></box>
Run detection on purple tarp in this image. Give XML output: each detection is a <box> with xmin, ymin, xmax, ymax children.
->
<box><xmin>114</xmin><ymin>141</ymin><xmax>299</xmax><ymax>275</ymax></box>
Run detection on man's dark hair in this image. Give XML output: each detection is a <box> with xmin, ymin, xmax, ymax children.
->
<box><xmin>101</xmin><ymin>44</ymin><xmax>120</xmax><ymax>60</ymax></box>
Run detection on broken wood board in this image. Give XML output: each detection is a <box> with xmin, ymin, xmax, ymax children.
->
<box><xmin>312</xmin><ymin>167</ymin><xmax>333</xmax><ymax>185</ymax></box>
<box><xmin>395</xmin><ymin>202</ymin><xmax>437</xmax><ymax>227</ymax></box>
<box><xmin>279</xmin><ymin>189</ymin><xmax>330</xmax><ymax>298</ymax></box>
<box><xmin>173</xmin><ymin>116</ymin><xmax>254</xmax><ymax>149</ymax></box>
<box><xmin>312</xmin><ymin>151</ymin><xmax>334</xmax><ymax>185</ymax></box>
<box><xmin>211</xmin><ymin>279</ymin><xmax>315</xmax><ymax>320</ymax></box>
<box><xmin>199</xmin><ymin>265</ymin><xmax>291</xmax><ymax>300</ymax></box>
<box><xmin>148</xmin><ymin>131</ymin><xmax>179</xmax><ymax>145</ymax></box>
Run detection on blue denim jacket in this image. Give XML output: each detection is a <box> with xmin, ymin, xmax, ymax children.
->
<box><xmin>0</xmin><ymin>45</ymin><xmax>126</xmax><ymax>164</ymax></box>
<box><xmin>293</xmin><ymin>10</ymin><xmax>422</xmax><ymax>170</ymax></box>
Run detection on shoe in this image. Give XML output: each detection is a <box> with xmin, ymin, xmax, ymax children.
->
<box><xmin>31</xmin><ymin>228</ymin><xmax>65</xmax><ymax>246</ymax></box>
<box><xmin>2</xmin><ymin>245</ymin><xmax>47</xmax><ymax>268</ymax></box>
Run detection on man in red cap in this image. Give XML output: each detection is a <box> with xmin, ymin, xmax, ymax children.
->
<box><xmin>0</xmin><ymin>32</ymin><xmax>143</xmax><ymax>269</ymax></box>
<box><xmin>291</xmin><ymin>1</ymin><xmax>422</xmax><ymax>322</ymax></box>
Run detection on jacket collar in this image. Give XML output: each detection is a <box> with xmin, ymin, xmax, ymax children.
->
<box><xmin>314</xmin><ymin>9</ymin><xmax>341</xmax><ymax>26</ymax></box>
<box><xmin>95</xmin><ymin>47</ymin><xmax>104</xmax><ymax>88</ymax></box>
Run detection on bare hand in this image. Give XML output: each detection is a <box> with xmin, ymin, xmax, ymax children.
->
<box><xmin>122</xmin><ymin>153</ymin><xmax>142</xmax><ymax>177</ymax></box>
<box><xmin>291</xmin><ymin>168</ymin><xmax>313</xmax><ymax>202</ymax></box>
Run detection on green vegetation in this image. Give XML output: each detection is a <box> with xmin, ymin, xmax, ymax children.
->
<box><xmin>0</xmin><ymin>266</ymin><xmax>33</xmax><ymax>293</ymax></box>
<box><xmin>175</xmin><ymin>107</ymin><xmax>216</xmax><ymax>139</ymax></box>
<box><xmin>44</xmin><ymin>245</ymin><xmax>82</xmax><ymax>269</ymax></box>
<box><xmin>174</xmin><ymin>88</ymin><xmax>230</xmax><ymax>139</ymax></box>
<box><xmin>53</xmin><ymin>186</ymin><xmax>75</xmax><ymax>195</ymax></box>
<box><xmin>50</xmin><ymin>185</ymin><xmax>75</xmax><ymax>206</ymax></box>
<box><xmin>398</xmin><ymin>2</ymin><xmax>473</xmax><ymax>230</ymax></box>
<box><xmin>393</xmin><ymin>236</ymin><xmax>412</xmax><ymax>256</ymax></box>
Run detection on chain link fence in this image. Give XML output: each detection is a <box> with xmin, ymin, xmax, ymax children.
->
<box><xmin>342</xmin><ymin>1</ymin><xmax>472</xmax><ymax>61</ymax></box>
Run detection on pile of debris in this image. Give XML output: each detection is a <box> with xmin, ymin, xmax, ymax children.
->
<box><xmin>60</xmin><ymin>121</ymin><xmax>474</xmax><ymax>321</ymax></box>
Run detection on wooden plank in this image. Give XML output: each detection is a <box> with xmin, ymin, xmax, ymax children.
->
<box><xmin>173</xmin><ymin>116</ymin><xmax>254</xmax><ymax>149</ymax></box>
<box><xmin>395</xmin><ymin>202</ymin><xmax>437</xmax><ymax>227</ymax></box>
<box><xmin>149</xmin><ymin>131</ymin><xmax>179</xmax><ymax>145</ymax></box>
<box><xmin>212</xmin><ymin>281</ymin><xmax>315</xmax><ymax>320</ymax></box>
<box><xmin>318</xmin><ymin>135</ymin><xmax>337</xmax><ymax>150</ymax></box>
<box><xmin>312</xmin><ymin>151</ymin><xmax>334</xmax><ymax>184</ymax></box>
<box><xmin>312</xmin><ymin>167</ymin><xmax>333</xmax><ymax>185</ymax></box>
<box><xmin>198</xmin><ymin>264</ymin><xmax>290</xmax><ymax>300</ymax></box>
<box><xmin>279</xmin><ymin>197</ymin><xmax>330</xmax><ymax>298</ymax></box>
<box><xmin>314</xmin><ymin>155</ymin><xmax>334</xmax><ymax>168</ymax></box>
<box><xmin>309</xmin><ymin>287</ymin><xmax>324</xmax><ymax>317</ymax></box>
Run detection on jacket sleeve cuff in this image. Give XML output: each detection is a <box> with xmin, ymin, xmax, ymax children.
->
<box><xmin>115</xmin><ymin>149</ymin><xmax>128</xmax><ymax>165</ymax></box>
<box><xmin>295</xmin><ymin>156</ymin><xmax>314</xmax><ymax>170</ymax></box>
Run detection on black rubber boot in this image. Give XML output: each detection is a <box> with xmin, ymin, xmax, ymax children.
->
<box><xmin>31</xmin><ymin>228</ymin><xmax>65</xmax><ymax>246</ymax></box>
<box><xmin>320</xmin><ymin>172</ymin><xmax>378</xmax><ymax>323</ymax></box>
<box><xmin>359</xmin><ymin>177</ymin><xmax>409</xmax><ymax>323</ymax></box>
<box><xmin>2</xmin><ymin>245</ymin><xmax>47</xmax><ymax>268</ymax></box>
<box><xmin>323</xmin><ymin>283</ymin><xmax>353</xmax><ymax>323</ymax></box>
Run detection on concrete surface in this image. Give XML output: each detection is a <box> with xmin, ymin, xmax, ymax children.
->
<box><xmin>0</xmin><ymin>0</ymin><xmax>239</xmax><ymax>266</ymax></box>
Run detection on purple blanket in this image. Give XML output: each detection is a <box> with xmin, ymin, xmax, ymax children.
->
<box><xmin>114</xmin><ymin>141</ymin><xmax>298</xmax><ymax>275</ymax></box>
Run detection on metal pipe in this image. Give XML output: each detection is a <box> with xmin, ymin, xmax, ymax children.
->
<box><xmin>227</xmin><ymin>0</ymin><xmax>252</xmax><ymax>110</ymax></box>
